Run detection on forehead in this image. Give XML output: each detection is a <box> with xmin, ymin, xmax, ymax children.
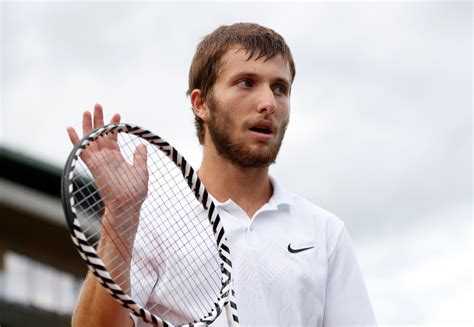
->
<box><xmin>217</xmin><ymin>46</ymin><xmax>292</xmax><ymax>83</ymax></box>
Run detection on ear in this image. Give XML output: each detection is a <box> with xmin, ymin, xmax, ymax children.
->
<box><xmin>190</xmin><ymin>89</ymin><xmax>209</xmax><ymax>121</ymax></box>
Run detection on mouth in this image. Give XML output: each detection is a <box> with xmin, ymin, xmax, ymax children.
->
<box><xmin>248</xmin><ymin>121</ymin><xmax>274</xmax><ymax>135</ymax></box>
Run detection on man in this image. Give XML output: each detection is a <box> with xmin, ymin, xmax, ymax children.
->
<box><xmin>68</xmin><ymin>23</ymin><xmax>376</xmax><ymax>326</ymax></box>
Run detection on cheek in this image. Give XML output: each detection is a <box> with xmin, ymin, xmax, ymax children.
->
<box><xmin>277</xmin><ymin>103</ymin><xmax>290</xmax><ymax>120</ymax></box>
<box><xmin>214</xmin><ymin>108</ymin><xmax>239</xmax><ymax>131</ymax></box>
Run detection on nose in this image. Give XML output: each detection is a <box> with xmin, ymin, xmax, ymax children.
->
<box><xmin>256</xmin><ymin>87</ymin><xmax>276</xmax><ymax>115</ymax></box>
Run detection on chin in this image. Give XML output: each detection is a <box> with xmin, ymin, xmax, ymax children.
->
<box><xmin>234</xmin><ymin>150</ymin><xmax>278</xmax><ymax>168</ymax></box>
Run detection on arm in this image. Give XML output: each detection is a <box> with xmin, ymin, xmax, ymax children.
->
<box><xmin>68</xmin><ymin>104</ymin><xmax>147</xmax><ymax>327</ymax></box>
<box><xmin>323</xmin><ymin>227</ymin><xmax>377</xmax><ymax>326</ymax></box>
<box><xmin>72</xmin><ymin>267</ymin><xmax>134</xmax><ymax>327</ymax></box>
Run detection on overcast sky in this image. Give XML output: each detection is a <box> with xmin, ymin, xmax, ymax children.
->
<box><xmin>1</xmin><ymin>1</ymin><xmax>472</xmax><ymax>325</ymax></box>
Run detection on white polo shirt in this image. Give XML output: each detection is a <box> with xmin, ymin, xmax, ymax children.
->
<box><xmin>133</xmin><ymin>177</ymin><xmax>376</xmax><ymax>326</ymax></box>
<box><xmin>209</xmin><ymin>177</ymin><xmax>376</xmax><ymax>326</ymax></box>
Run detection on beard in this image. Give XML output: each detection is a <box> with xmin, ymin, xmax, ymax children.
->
<box><xmin>206</xmin><ymin>94</ymin><xmax>289</xmax><ymax>168</ymax></box>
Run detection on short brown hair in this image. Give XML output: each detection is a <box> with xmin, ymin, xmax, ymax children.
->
<box><xmin>187</xmin><ymin>22</ymin><xmax>296</xmax><ymax>144</ymax></box>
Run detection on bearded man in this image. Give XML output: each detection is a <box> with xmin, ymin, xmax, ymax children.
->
<box><xmin>69</xmin><ymin>23</ymin><xmax>376</xmax><ymax>326</ymax></box>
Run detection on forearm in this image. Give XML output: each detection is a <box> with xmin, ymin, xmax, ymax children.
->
<box><xmin>72</xmin><ymin>271</ymin><xmax>134</xmax><ymax>327</ymax></box>
<box><xmin>72</xmin><ymin>210</ymin><xmax>138</xmax><ymax>327</ymax></box>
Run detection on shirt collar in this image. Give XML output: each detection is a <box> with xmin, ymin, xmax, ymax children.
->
<box><xmin>210</xmin><ymin>175</ymin><xmax>293</xmax><ymax>209</ymax></box>
<box><xmin>267</xmin><ymin>175</ymin><xmax>294</xmax><ymax>209</ymax></box>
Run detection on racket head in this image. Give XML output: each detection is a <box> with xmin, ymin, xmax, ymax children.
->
<box><xmin>61</xmin><ymin>123</ymin><xmax>238</xmax><ymax>326</ymax></box>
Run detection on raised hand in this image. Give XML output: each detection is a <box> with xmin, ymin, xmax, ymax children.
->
<box><xmin>69</xmin><ymin>105</ymin><xmax>143</xmax><ymax>327</ymax></box>
<box><xmin>67</xmin><ymin>104</ymin><xmax>148</xmax><ymax>243</ymax></box>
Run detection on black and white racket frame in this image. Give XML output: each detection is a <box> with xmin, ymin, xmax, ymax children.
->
<box><xmin>61</xmin><ymin>123</ymin><xmax>240</xmax><ymax>327</ymax></box>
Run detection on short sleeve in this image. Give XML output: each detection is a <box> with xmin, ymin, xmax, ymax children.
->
<box><xmin>323</xmin><ymin>227</ymin><xmax>377</xmax><ymax>326</ymax></box>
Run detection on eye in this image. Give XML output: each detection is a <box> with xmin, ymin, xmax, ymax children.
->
<box><xmin>237</xmin><ymin>79</ymin><xmax>253</xmax><ymax>89</ymax></box>
<box><xmin>273</xmin><ymin>84</ymin><xmax>288</xmax><ymax>95</ymax></box>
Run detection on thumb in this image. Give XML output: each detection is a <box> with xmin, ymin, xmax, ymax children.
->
<box><xmin>133</xmin><ymin>144</ymin><xmax>148</xmax><ymax>169</ymax></box>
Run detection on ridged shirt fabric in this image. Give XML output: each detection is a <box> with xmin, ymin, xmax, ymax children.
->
<box><xmin>133</xmin><ymin>177</ymin><xmax>376</xmax><ymax>326</ymax></box>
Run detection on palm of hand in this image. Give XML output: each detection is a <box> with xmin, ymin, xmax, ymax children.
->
<box><xmin>82</xmin><ymin>135</ymin><xmax>149</xmax><ymax>217</ymax></box>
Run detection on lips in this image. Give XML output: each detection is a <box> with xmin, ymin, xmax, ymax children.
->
<box><xmin>247</xmin><ymin>120</ymin><xmax>275</xmax><ymax>143</ymax></box>
<box><xmin>248</xmin><ymin>120</ymin><xmax>274</xmax><ymax>135</ymax></box>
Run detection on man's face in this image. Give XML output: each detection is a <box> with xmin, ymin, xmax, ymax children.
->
<box><xmin>204</xmin><ymin>47</ymin><xmax>292</xmax><ymax>168</ymax></box>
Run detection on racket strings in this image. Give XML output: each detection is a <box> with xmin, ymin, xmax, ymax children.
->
<box><xmin>78</xmin><ymin>160</ymin><xmax>139</xmax><ymax>246</ymax></box>
<box><xmin>140</xmin><ymin>143</ymin><xmax>222</xmax><ymax>320</ymax></box>
<box><xmin>73</xmin><ymin>144</ymin><xmax>149</xmax><ymax>291</ymax></box>
<box><xmin>71</xmin><ymin>131</ymin><xmax>223</xmax><ymax>324</ymax></box>
<box><xmin>73</xmin><ymin>137</ymin><xmax>158</xmax><ymax>289</ymax></box>
<box><xmin>72</xmin><ymin>162</ymin><xmax>142</xmax><ymax>238</ymax></box>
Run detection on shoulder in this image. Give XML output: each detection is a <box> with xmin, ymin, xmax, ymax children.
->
<box><xmin>270</xmin><ymin>176</ymin><xmax>345</xmax><ymax>240</ymax></box>
<box><xmin>290</xmin><ymin>192</ymin><xmax>352</xmax><ymax>260</ymax></box>
<box><xmin>289</xmin><ymin>191</ymin><xmax>344</xmax><ymax>233</ymax></box>
<box><xmin>275</xmin><ymin>178</ymin><xmax>345</xmax><ymax>254</ymax></box>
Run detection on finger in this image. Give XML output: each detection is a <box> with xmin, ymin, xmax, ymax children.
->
<box><xmin>133</xmin><ymin>144</ymin><xmax>148</xmax><ymax>171</ymax></box>
<box><xmin>67</xmin><ymin>127</ymin><xmax>80</xmax><ymax>145</ymax></box>
<box><xmin>108</xmin><ymin>113</ymin><xmax>121</xmax><ymax>145</ymax></box>
<box><xmin>93</xmin><ymin>104</ymin><xmax>109</xmax><ymax>149</ymax></box>
<box><xmin>82</xmin><ymin>111</ymin><xmax>92</xmax><ymax>136</ymax></box>
<box><xmin>133</xmin><ymin>144</ymin><xmax>149</xmax><ymax>187</ymax></box>
<box><xmin>93</xmin><ymin>103</ymin><xmax>105</xmax><ymax>129</ymax></box>
<box><xmin>68</xmin><ymin>126</ymin><xmax>92</xmax><ymax>163</ymax></box>
<box><xmin>110</xmin><ymin>113</ymin><xmax>121</xmax><ymax>125</ymax></box>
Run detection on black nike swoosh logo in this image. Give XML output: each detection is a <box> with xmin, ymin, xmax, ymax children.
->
<box><xmin>287</xmin><ymin>243</ymin><xmax>315</xmax><ymax>253</ymax></box>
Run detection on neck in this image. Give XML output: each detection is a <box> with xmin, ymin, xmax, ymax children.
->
<box><xmin>198</xmin><ymin>143</ymin><xmax>273</xmax><ymax>219</ymax></box>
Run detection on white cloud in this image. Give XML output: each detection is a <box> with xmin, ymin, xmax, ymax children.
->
<box><xmin>361</xmin><ymin>202</ymin><xmax>471</xmax><ymax>324</ymax></box>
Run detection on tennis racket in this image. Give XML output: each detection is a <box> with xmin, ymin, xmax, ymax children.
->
<box><xmin>61</xmin><ymin>123</ymin><xmax>239</xmax><ymax>326</ymax></box>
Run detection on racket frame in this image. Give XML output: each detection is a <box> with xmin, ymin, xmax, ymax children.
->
<box><xmin>61</xmin><ymin>123</ymin><xmax>239</xmax><ymax>326</ymax></box>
